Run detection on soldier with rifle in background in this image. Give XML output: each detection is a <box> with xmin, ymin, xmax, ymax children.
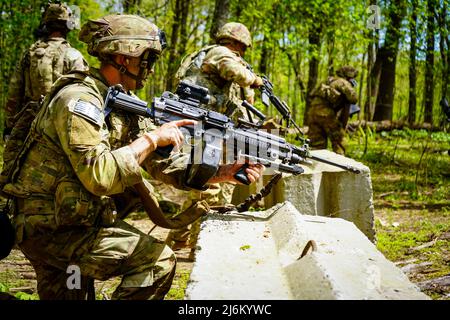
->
<box><xmin>307</xmin><ymin>66</ymin><xmax>359</xmax><ymax>155</ymax></box>
<box><xmin>166</xmin><ymin>22</ymin><xmax>265</xmax><ymax>251</ymax></box>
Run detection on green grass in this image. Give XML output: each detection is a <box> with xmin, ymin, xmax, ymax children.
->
<box><xmin>346</xmin><ymin>128</ymin><xmax>450</xmax><ymax>299</ymax></box>
<box><xmin>0</xmin><ymin>271</ymin><xmax>39</xmax><ymax>300</ymax></box>
<box><xmin>165</xmin><ymin>271</ymin><xmax>190</xmax><ymax>300</ymax></box>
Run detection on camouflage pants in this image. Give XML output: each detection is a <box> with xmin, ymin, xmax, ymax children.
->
<box><xmin>166</xmin><ymin>183</ymin><xmax>235</xmax><ymax>247</ymax></box>
<box><xmin>18</xmin><ymin>218</ymin><xmax>176</xmax><ymax>300</ymax></box>
<box><xmin>307</xmin><ymin>104</ymin><xmax>346</xmax><ymax>155</ymax></box>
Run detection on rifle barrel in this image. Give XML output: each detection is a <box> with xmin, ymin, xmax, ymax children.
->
<box><xmin>309</xmin><ymin>155</ymin><xmax>361</xmax><ymax>174</ymax></box>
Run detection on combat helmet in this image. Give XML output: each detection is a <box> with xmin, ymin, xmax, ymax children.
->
<box><xmin>215</xmin><ymin>22</ymin><xmax>252</xmax><ymax>48</ymax></box>
<box><xmin>41</xmin><ymin>2</ymin><xmax>76</xmax><ymax>29</ymax></box>
<box><xmin>79</xmin><ymin>14</ymin><xmax>166</xmax><ymax>58</ymax></box>
<box><xmin>79</xmin><ymin>14</ymin><xmax>167</xmax><ymax>88</ymax></box>
<box><xmin>336</xmin><ymin>66</ymin><xmax>358</xmax><ymax>79</ymax></box>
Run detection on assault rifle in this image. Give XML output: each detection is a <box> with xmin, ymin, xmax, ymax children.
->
<box><xmin>105</xmin><ymin>82</ymin><xmax>360</xmax><ymax>188</ymax></box>
<box><xmin>260</xmin><ymin>75</ymin><xmax>305</xmax><ymax>139</ymax></box>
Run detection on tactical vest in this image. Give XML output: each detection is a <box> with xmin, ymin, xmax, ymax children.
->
<box><xmin>176</xmin><ymin>45</ymin><xmax>246</xmax><ymax>119</ymax></box>
<box><xmin>0</xmin><ymin>40</ymin><xmax>80</xmax><ymax>193</ymax></box>
<box><xmin>2</xmin><ymin>71</ymin><xmax>97</xmax><ymax>196</ymax></box>
<box><xmin>175</xmin><ymin>44</ymin><xmax>218</xmax><ymax>85</ymax></box>
<box><xmin>310</xmin><ymin>77</ymin><xmax>342</xmax><ymax>108</ymax></box>
<box><xmin>27</xmin><ymin>38</ymin><xmax>71</xmax><ymax>101</ymax></box>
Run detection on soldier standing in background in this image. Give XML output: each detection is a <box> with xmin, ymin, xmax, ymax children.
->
<box><xmin>307</xmin><ymin>66</ymin><xmax>359</xmax><ymax>155</ymax></box>
<box><xmin>1</xmin><ymin>2</ymin><xmax>88</xmax><ymax>188</ymax></box>
<box><xmin>166</xmin><ymin>22</ymin><xmax>264</xmax><ymax>252</ymax></box>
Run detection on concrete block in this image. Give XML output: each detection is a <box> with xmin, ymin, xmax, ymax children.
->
<box><xmin>232</xmin><ymin>150</ymin><xmax>375</xmax><ymax>241</ymax></box>
<box><xmin>185</xmin><ymin>201</ymin><xmax>429</xmax><ymax>300</ymax></box>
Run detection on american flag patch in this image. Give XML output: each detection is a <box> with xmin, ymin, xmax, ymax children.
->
<box><xmin>72</xmin><ymin>100</ymin><xmax>103</xmax><ymax>126</ymax></box>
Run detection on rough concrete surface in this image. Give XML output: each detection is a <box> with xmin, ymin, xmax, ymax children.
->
<box><xmin>232</xmin><ymin>150</ymin><xmax>375</xmax><ymax>241</ymax></box>
<box><xmin>185</xmin><ymin>201</ymin><xmax>429</xmax><ymax>300</ymax></box>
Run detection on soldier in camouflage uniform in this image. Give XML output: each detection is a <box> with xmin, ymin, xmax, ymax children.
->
<box><xmin>166</xmin><ymin>22</ymin><xmax>264</xmax><ymax>250</ymax></box>
<box><xmin>307</xmin><ymin>66</ymin><xmax>359</xmax><ymax>155</ymax></box>
<box><xmin>1</xmin><ymin>2</ymin><xmax>88</xmax><ymax>189</ymax></box>
<box><xmin>2</xmin><ymin>14</ymin><xmax>263</xmax><ymax>300</ymax></box>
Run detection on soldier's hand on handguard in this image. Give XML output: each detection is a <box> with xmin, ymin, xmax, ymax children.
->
<box><xmin>148</xmin><ymin>120</ymin><xmax>196</xmax><ymax>148</ymax></box>
<box><xmin>209</xmin><ymin>162</ymin><xmax>265</xmax><ymax>185</ymax></box>
<box><xmin>130</xmin><ymin>119</ymin><xmax>196</xmax><ymax>164</ymax></box>
<box><xmin>250</xmin><ymin>75</ymin><xmax>264</xmax><ymax>89</ymax></box>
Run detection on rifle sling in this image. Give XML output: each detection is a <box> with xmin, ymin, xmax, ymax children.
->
<box><xmin>134</xmin><ymin>180</ymin><xmax>210</xmax><ymax>229</ymax></box>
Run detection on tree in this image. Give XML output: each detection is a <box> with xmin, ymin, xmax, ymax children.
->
<box><xmin>209</xmin><ymin>0</ymin><xmax>231</xmax><ymax>40</ymax></box>
<box><xmin>408</xmin><ymin>0</ymin><xmax>418</xmax><ymax>124</ymax></box>
<box><xmin>165</xmin><ymin>0</ymin><xmax>190</xmax><ymax>92</ymax></box>
<box><xmin>423</xmin><ymin>0</ymin><xmax>436</xmax><ymax>124</ymax></box>
<box><xmin>437</xmin><ymin>0</ymin><xmax>449</xmax><ymax>124</ymax></box>
<box><xmin>373</xmin><ymin>0</ymin><xmax>405</xmax><ymax>121</ymax></box>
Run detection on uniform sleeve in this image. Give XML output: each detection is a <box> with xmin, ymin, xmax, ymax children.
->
<box><xmin>4</xmin><ymin>53</ymin><xmax>27</xmax><ymax>130</ymax></box>
<box><xmin>142</xmin><ymin>149</ymin><xmax>193</xmax><ymax>191</ymax></box>
<box><xmin>51</xmin><ymin>88</ymin><xmax>143</xmax><ymax>196</ymax></box>
<box><xmin>334</xmin><ymin>78</ymin><xmax>358</xmax><ymax>104</ymax></box>
<box><xmin>203</xmin><ymin>47</ymin><xmax>257</xmax><ymax>88</ymax></box>
<box><xmin>64</xmin><ymin>47</ymin><xmax>89</xmax><ymax>73</ymax></box>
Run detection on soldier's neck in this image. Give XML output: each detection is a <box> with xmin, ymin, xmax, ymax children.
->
<box><xmin>48</xmin><ymin>31</ymin><xmax>65</xmax><ymax>39</ymax></box>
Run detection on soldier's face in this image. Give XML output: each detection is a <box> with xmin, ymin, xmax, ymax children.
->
<box><xmin>122</xmin><ymin>56</ymin><xmax>146</xmax><ymax>90</ymax></box>
<box><xmin>227</xmin><ymin>40</ymin><xmax>247</xmax><ymax>57</ymax></box>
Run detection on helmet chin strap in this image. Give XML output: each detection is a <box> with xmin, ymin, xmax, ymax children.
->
<box><xmin>108</xmin><ymin>58</ymin><xmax>145</xmax><ymax>89</ymax></box>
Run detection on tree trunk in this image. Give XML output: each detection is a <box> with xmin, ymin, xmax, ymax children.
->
<box><xmin>122</xmin><ymin>0</ymin><xmax>141</xmax><ymax>13</ymax></box>
<box><xmin>304</xmin><ymin>25</ymin><xmax>322</xmax><ymax>125</ymax></box>
<box><xmin>327</xmin><ymin>30</ymin><xmax>335</xmax><ymax>75</ymax></box>
<box><xmin>209</xmin><ymin>0</ymin><xmax>230</xmax><ymax>41</ymax></box>
<box><xmin>179</xmin><ymin>1</ymin><xmax>190</xmax><ymax>54</ymax></box>
<box><xmin>423</xmin><ymin>0</ymin><xmax>436</xmax><ymax>124</ymax></box>
<box><xmin>373</xmin><ymin>0</ymin><xmax>405</xmax><ymax>121</ymax></box>
<box><xmin>165</xmin><ymin>0</ymin><xmax>183</xmax><ymax>92</ymax></box>
<box><xmin>438</xmin><ymin>0</ymin><xmax>449</xmax><ymax>122</ymax></box>
<box><xmin>364</xmin><ymin>0</ymin><xmax>380</xmax><ymax>122</ymax></box>
<box><xmin>408</xmin><ymin>0</ymin><xmax>418</xmax><ymax>124</ymax></box>
<box><xmin>364</xmin><ymin>32</ymin><xmax>381</xmax><ymax>121</ymax></box>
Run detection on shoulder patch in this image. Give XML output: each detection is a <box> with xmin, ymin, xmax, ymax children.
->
<box><xmin>66</xmin><ymin>48</ymin><xmax>83</xmax><ymax>61</ymax></box>
<box><xmin>71</xmin><ymin>100</ymin><xmax>103</xmax><ymax>126</ymax></box>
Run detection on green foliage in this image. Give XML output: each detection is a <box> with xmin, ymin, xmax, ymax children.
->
<box><xmin>1</xmin><ymin>0</ymin><xmax>448</xmax><ymax>126</ymax></box>
<box><xmin>165</xmin><ymin>270</ymin><xmax>190</xmax><ymax>300</ymax></box>
<box><xmin>347</xmin><ymin>129</ymin><xmax>450</xmax><ymax>291</ymax></box>
<box><xmin>14</xmin><ymin>291</ymin><xmax>39</xmax><ymax>300</ymax></box>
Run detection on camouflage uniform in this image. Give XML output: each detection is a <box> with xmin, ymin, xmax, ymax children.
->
<box><xmin>307</xmin><ymin>66</ymin><xmax>358</xmax><ymax>155</ymax></box>
<box><xmin>1</xmin><ymin>3</ymin><xmax>88</xmax><ymax>189</ymax></box>
<box><xmin>2</xmin><ymin>15</ymin><xmax>185</xmax><ymax>300</ymax></box>
<box><xmin>168</xmin><ymin>22</ymin><xmax>259</xmax><ymax>248</ymax></box>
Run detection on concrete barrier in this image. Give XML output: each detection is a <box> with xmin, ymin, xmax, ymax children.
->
<box><xmin>185</xmin><ymin>201</ymin><xmax>429</xmax><ymax>300</ymax></box>
<box><xmin>232</xmin><ymin>150</ymin><xmax>375</xmax><ymax>241</ymax></box>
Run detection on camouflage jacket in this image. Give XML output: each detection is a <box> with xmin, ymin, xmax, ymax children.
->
<box><xmin>310</xmin><ymin>76</ymin><xmax>358</xmax><ymax>111</ymax></box>
<box><xmin>4</xmin><ymin>37</ymin><xmax>88</xmax><ymax>131</ymax></box>
<box><xmin>3</xmin><ymin>68</ymin><xmax>191</xmax><ymax>239</ymax></box>
<box><xmin>177</xmin><ymin>45</ymin><xmax>257</xmax><ymax>119</ymax></box>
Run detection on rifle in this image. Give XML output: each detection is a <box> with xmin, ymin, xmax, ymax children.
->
<box><xmin>349</xmin><ymin>104</ymin><xmax>361</xmax><ymax>117</ymax></box>
<box><xmin>260</xmin><ymin>75</ymin><xmax>305</xmax><ymax>139</ymax></box>
<box><xmin>104</xmin><ymin>82</ymin><xmax>361</xmax><ymax>189</ymax></box>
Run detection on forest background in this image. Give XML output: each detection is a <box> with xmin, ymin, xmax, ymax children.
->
<box><xmin>1</xmin><ymin>0</ymin><xmax>449</xmax><ymax>130</ymax></box>
<box><xmin>1</xmin><ymin>0</ymin><xmax>450</xmax><ymax>300</ymax></box>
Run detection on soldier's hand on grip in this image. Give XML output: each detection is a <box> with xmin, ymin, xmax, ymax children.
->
<box><xmin>251</xmin><ymin>76</ymin><xmax>264</xmax><ymax>88</ymax></box>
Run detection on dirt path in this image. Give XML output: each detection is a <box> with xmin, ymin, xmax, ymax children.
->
<box><xmin>0</xmin><ymin>217</ymin><xmax>194</xmax><ymax>300</ymax></box>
